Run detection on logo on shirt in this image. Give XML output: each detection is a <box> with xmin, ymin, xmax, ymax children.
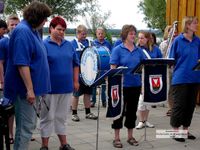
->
<box><xmin>149</xmin><ymin>74</ymin><xmax>163</xmax><ymax>94</ymax></box>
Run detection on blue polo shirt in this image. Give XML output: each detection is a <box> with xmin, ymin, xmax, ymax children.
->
<box><xmin>4</xmin><ymin>20</ymin><xmax>51</xmax><ymax>102</ymax></box>
<box><xmin>93</xmin><ymin>39</ymin><xmax>112</xmax><ymax>51</ymax></box>
<box><xmin>0</xmin><ymin>37</ymin><xmax>9</xmax><ymax>72</ymax></box>
<box><xmin>44</xmin><ymin>36</ymin><xmax>79</xmax><ymax>94</ymax></box>
<box><xmin>71</xmin><ymin>39</ymin><xmax>90</xmax><ymax>59</ymax></box>
<box><xmin>169</xmin><ymin>33</ymin><xmax>200</xmax><ymax>85</ymax></box>
<box><xmin>110</xmin><ymin>43</ymin><xmax>146</xmax><ymax>87</ymax></box>
<box><xmin>140</xmin><ymin>45</ymin><xmax>163</xmax><ymax>58</ymax></box>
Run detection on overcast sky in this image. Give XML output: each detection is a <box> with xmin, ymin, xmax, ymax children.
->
<box><xmin>68</xmin><ymin>0</ymin><xmax>148</xmax><ymax>29</ymax></box>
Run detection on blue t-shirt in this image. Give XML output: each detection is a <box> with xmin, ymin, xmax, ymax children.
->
<box><xmin>4</xmin><ymin>20</ymin><xmax>51</xmax><ymax>101</ymax></box>
<box><xmin>110</xmin><ymin>43</ymin><xmax>146</xmax><ymax>87</ymax></box>
<box><xmin>169</xmin><ymin>33</ymin><xmax>200</xmax><ymax>85</ymax></box>
<box><xmin>139</xmin><ymin>45</ymin><xmax>163</xmax><ymax>58</ymax></box>
<box><xmin>0</xmin><ymin>37</ymin><xmax>9</xmax><ymax>72</ymax></box>
<box><xmin>44</xmin><ymin>36</ymin><xmax>79</xmax><ymax>94</ymax></box>
<box><xmin>71</xmin><ymin>38</ymin><xmax>90</xmax><ymax>59</ymax></box>
<box><xmin>92</xmin><ymin>39</ymin><xmax>112</xmax><ymax>51</ymax></box>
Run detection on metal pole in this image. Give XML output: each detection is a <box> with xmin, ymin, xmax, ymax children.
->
<box><xmin>96</xmin><ymin>85</ymin><xmax>101</xmax><ymax>150</ymax></box>
<box><xmin>165</xmin><ymin>21</ymin><xmax>178</xmax><ymax>58</ymax></box>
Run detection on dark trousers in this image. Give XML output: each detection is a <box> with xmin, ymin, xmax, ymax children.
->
<box><xmin>170</xmin><ymin>84</ymin><xmax>199</xmax><ymax>128</ymax></box>
<box><xmin>112</xmin><ymin>86</ymin><xmax>141</xmax><ymax>129</ymax></box>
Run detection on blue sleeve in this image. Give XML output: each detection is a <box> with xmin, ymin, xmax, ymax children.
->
<box><xmin>11</xmin><ymin>30</ymin><xmax>33</xmax><ymax>66</ymax></box>
<box><xmin>72</xmin><ymin>47</ymin><xmax>80</xmax><ymax>67</ymax></box>
<box><xmin>110</xmin><ymin>47</ymin><xmax>120</xmax><ymax>66</ymax></box>
<box><xmin>0</xmin><ymin>39</ymin><xmax>6</xmax><ymax>60</ymax></box>
<box><xmin>71</xmin><ymin>39</ymin><xmax>77</xmax><ymax>49</ymax></box>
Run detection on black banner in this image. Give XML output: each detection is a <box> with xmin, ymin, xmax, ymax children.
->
<box><xmin>142</xmin><ymin>64</ymin><xmax>168</xmax><ymax>104</ymax></box>
<box><xmin>106</xmin><ymin>74</ymin><xmax>123</xmax><ymax>120</ymax></box>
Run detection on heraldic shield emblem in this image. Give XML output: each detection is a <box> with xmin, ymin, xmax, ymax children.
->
<box><xmin>111</xmin><ymin>85</ymin><xmax>120</xmax><ymax>108</ymax></box>
<box><xmin>143</xmin><ymin>64</ymin><xmax>168</xmax><ymax>104</ymax></box>
<box><xmin>149</xmin><ymin>75</ymin><xmax>163</xmax><ymax>94</ymax></box>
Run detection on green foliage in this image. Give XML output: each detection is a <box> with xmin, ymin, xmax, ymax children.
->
<box><xmin>84</xmin><ymin>2</ymin><xmax>113</xmax><ymax>43</ymax></box>
<box><xmin>4</xmin><ymin>0</ymin><xmax>97</xmax><ymax>22</ymax></box>
<box><xmin>138</xmin><ymin>0</ymin><xmax>166</xmax><ymax>31</ymax></box>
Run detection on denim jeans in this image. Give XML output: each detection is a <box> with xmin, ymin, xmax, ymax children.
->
<box><xmin>14</xmin><ymin>96</ymin><xmax>38</xmax><ymax>150</ymax></box>
<box><xmin>91</xmin><ymin>84</ymin><xmax>106</xmax><ymax>104</ymax></box>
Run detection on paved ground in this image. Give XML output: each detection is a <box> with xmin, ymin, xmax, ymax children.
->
<box><xmin>4</xmin><ymin>98</ymin><xmax>200</xmax><ymax>150</ymax></box>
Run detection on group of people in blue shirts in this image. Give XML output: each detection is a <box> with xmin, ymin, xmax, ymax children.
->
<box><xmin>0</xmin><ymin>1</ymin><xmax>200</xmax><ymax>150</ymax></box>
<box><xmin>110</xmin><ymin>16</ymin><xmax>200</xmax><ymax>148</ymax></box>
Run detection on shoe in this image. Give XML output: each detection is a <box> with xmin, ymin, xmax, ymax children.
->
<box><xmin>90</xmin><ymin>102</ymin><xmax>95</xmax><ymax>107</ymax></box>
<box><xmin>59</xmin><ymin>144</ymin><xmax>75</xmax><ymax>150</ymax></box>
<box><xmin>102</xmin><ymin>102</ymin><xmax>106</xmax><ymax>107</ymax></box>
<box><xmin>145</xmin><ymin>121</ymin><xmax>155</xmax><ymax>128</ymax></box>
<box><xmin>40</xmin><ymin>146</ymin><xmax>48</xmax><ymax>150</ymax></box>
<box><xmin>173</xmin><ymin>138</ymin><xmax>185</xmax><ymax>142</ymax></box>
<box><xmin>72</xmin><ymin>114</ymin><xmax>80</xmax><ymax>122</ymax></box>
<box><xmin>136</xmin><ymin>122</ymin><xmax>144</xmax><ymax>129</ymax></box>
<box><xmin>85</xmin><ymin>112</ymin><xmax>98</xmax><ymax>120</ymax></box>
<box><xmin>113</xmin><ymin>139</ymin><xmax>123</xmax><ymax>148</ymax></box>
<box><xmin>127</xmin><ymin>137</ymin><xmax>139</xmax><ymax>146</ymax></box>
<box><xmin>188</xmin><ymin>132</ymin><xmax>196</xmax><ymax>140</ymax></box>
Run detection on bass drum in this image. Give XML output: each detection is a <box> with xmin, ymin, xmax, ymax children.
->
<box><xmin>80</xmin><ymin>46</ymin><xmax>110</xmax><ymax>86</ymax></box>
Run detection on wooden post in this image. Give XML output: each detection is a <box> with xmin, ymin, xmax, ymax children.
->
<box><xmin>166</xmin><ymin>0</ymin><xmax>200</xmax><ymax>36</ymax></box>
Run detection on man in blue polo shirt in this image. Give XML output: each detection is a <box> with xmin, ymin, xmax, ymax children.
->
<box><xmin>0</xmin><ymin>14</ymin><xmax>20</xmax><ymax>144</ymax></box>
<box><xmin>91</xmin><ymin>27</ymin><xmax>112</xmax><ymax>107</ymax></box>
<box><xmin>3</xmin><ymin>2</ymin><xmax>51</xmax><ymax>150</ymax></box>
<box><xmin>71</xmin><ymin>24</ymin><xmax>97</xmax><ymax>122</ymax></box>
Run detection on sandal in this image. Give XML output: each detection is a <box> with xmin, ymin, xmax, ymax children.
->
<box><xmin>127</xmin><ymin>137</ymin><xmax>139</xmax><ymax>146</ymax></box>
<box><xmin>188</xmin><ymin>132</ymin><xmax>196</xmax><ymax>140</ymax></box>
<box><xmin>113</xmin><ymin>139</ymin><xmax>123</xmax><ymax>148</ymax></box>
<box><xmin>9</xmin><ymin>138</ymin><xmax>14</xmax><ymax>144</ymax></box>
<box><xmin>166</xmin><ymin>109</ymin><xmax>172</xmax><ymax>116</ymax></box>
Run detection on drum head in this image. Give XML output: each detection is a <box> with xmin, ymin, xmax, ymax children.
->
<box><xmin>80</xmin><ymin>47</ymin><xmax>98</xmax><ymax>86</ymax></box>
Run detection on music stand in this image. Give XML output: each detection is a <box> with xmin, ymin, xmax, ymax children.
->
<box><xmin>133</xmin><ymin>58</ymin><xmax>174</xmax><ymax>148</ymax></box>
<box><xmin>91</xmin><ymin>67</ymin><xmax>129</xmax><ymax>150</ymax></box>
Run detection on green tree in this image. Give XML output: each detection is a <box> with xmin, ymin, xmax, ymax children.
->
<box><xmin>138</xmin><ymin>0</ymin><xmax>166</xmax><ymax>31</ymax></box>
<box><xmin>4</xmin><ymin>0</ymin><xmax>97</xmax><ymax>22</ymax></box>
<box><xmin>84</xmin><ymin>2</ymin><xmax>113</xmax><ymax>43</ymax></box>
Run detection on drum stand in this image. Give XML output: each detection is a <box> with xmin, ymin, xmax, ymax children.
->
<box><xmin>139</xmin><ymin>105</ymin><xmax>154</xmax><ymax>149</ymax></box>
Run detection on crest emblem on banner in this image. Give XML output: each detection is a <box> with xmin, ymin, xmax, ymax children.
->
<box><xmin>111</xmin><ymin>85</ymin><xmax>120</xmax><ymax>107</ymax></box>
<box><xmin>149</xmin><ymin>75</ymin><xmax>163</xmax><ymax>94</ymax></box>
